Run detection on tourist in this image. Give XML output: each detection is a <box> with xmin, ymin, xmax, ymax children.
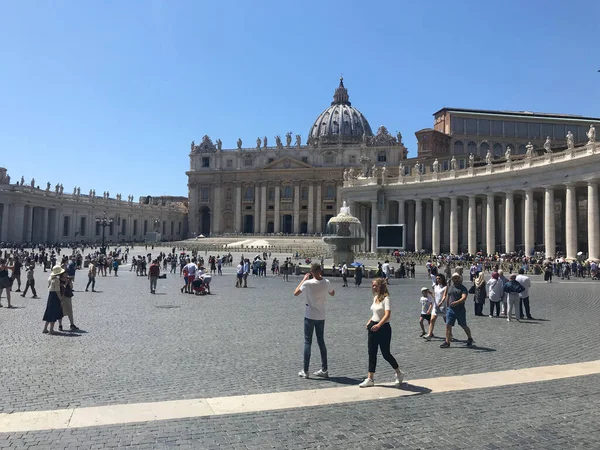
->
<box><xmin>498</xmin><ymin>269</ymin><xmax>509</xmax><ymax>316</ymax></box>
<box><xmin>57</xmin><ymin>271</ymin><xmax>79</xmax><ymax>331</ymax></box>
<box><xmin>503</xmin><ymin>274</ymin><xmax>525</xmax><ymax>322</ymax></box>
<box><xmin>235</xmin><ymin>260</ymin><xmax>243</xmax><ymax>288</ymax></box>
<box><xmin>185</xmin><ymin>259</ymin><xmax>198</xmax><ymax>292</ymax></box>
<box><xmin>382</xmin><ymin>260</ymin><xmax>390</xmax><ymax>283</ymax></box>
<box><xmin>424</xmin><ymin>273</ymin><xmax>447</xmax><ymax>340</ymax></box>
<box><xmin>21</xmin><ymin>263</ymin><xmax>39</xmax><ymax>298</ymax></box>
<box><xmin>341</xmin><ymin>261</ymin><xmax>348</xmax><ymax>287</ymax></box>
<box><xmin>440</xmin><ymin>273</ymin><xmax>474</xmax><ymax>348</ymax></box>
<box><xmin>43</xmin><ymin>266</ymin><xmax>64</xmax><ymax>335</ymax></box>
<box><xmin>543</xmin><ymin>261</ymin><xmax>553</xmax><ymax>283</ymax></box>
<box><xmin>85</xmin><ymin>260</ymin><xmax>97</xmax><ymax>292</ymax></box>
<box><xmin>243</xmin><ymin>258</ymin><xmax>250</xmax><ymax>287</ymax></box>
<box><xmin>516</xmin><ymin>269</ymin><xmax>533</xmax><ymax>319</ymax></box>
<box><xmin>293</xmin><ymin>263</ymin><xmax>335</xmax><ymax>379</ymax></box>
<box><xmin>66</xmin><ymin>258</ymin><xmax>76</xmax><ymax>285</ymax></box>
<box><xmin>486</xmin><ymin>272</ymin><xmax>503</xmax><ymax>317</ymax></box>
<box><xmin>12</xmin><ymin>256</ymin><xmax>23</xmax><ymax>292</ymax></box>
<box><xmin>473</xmin><ymin>271</ymin><xmax>486</xmax><ymax>316</ymax></box>
<box><xmin>419</xmin><ymin>287</ymin><xmax>433</xmax><ymax>337</ymax></box>
<box><xmin>0</xmin><ymin>259</ymin><xmax>14</xmax><ymax>307</ymax></box>
<box><xmin>112</xmin><ymin>258</ymin><xmax>119</xmax><ymax>276</ymax></box>
<box><xmin>354</xmin><ymin>264</ymin><xmax>363</xmax><ymax>287</ymax></box>
<box><xmin>148</xmin><ymin>259</ymin><xmax>160</xmax><ymax>294</ymax></box>
<box><xmin>359</xmin><ymin>278</ymin><xmax>405</xmax><ymax>388</ymax></box>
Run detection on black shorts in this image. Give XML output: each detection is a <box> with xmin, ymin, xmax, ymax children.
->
<box><xmin>421</xmin><ymin>314</ymin><xmax>431</xmax><ymax>322</ymax></box>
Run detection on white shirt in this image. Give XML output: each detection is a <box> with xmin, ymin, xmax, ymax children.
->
<box><xmin>371</xmin><ymin>296</ymin><xmax>391</xmax><ymax>322</ymax></box>
<box><xmin>341</xmin><ymin>264</ymin><xmax>348</xmax><ymax>275</ymax></box>
<box><xmin>382</xmin><ymin>263</ymin><xmax>390</xmax><ymax>275</ymax></box>
<box><xmin>515</xmin><ymin>274</ymin><xmax>531</xmax><ymax>298</ymax></box>
<box><xmin>185</xmin><ymin>263</ymin><xmax>197</xmax><ymax>276</ymax></box>
<box><xmin>420</xmin><ymin>295</ymin><xmax>433</xmax><ymax>314</ymax></box>
<box><xmin>236</xmin><ymin>264</ymin><xmax>243</xmax><ymax>274</ymax></box>
<box><xmin>433</xmin><ymin>285</ymin><xmax>447</xmax><ymax>311</ymax></box>
<box><xmin>300</xmin><ymin>278</ymin><xmax>332</xmax><ymax>320</ymax></box>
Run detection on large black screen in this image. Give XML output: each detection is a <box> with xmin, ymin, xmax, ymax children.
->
<box><xmin>377</xmin><ymin>225</ymin><xmax>405</xmax><ymax>249</ymax></box>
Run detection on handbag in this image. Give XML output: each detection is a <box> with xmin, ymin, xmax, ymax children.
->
<box><xmin>63</xmin><ymin>284</ymin><xmax>74</xmax><ymax>298</ymax></box>
<box><xmin>468</xmin><ymin>284</ymin><xmax>475</xmax><ymax>294</ymax></box>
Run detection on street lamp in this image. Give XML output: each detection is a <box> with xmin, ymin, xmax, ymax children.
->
<box><xmin>96</xmin><ymin>212</ymin><xmax>113</xmax><ymax>255</ymax></box>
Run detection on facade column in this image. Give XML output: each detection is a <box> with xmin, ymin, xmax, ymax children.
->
<box><xmin>486</xmin><ymin>194</ymin><xmax>496</xmax><ymax>255</ymax></box>
<box><xmin>432</xmin><ymin>198</ymin><xmax>440</xmax><ymax>255</ymax></box>
<box><xmin>11</xmin><ymin>203</ymin><xmax>25</xmax><ymax>242</ymax></box>
<box><xmin>25</xmin><ymin>206</ymin><xmax>34</xmax><ymax>242</ymax></box>
<box><xmin>524</xmin><ymin>188</ymin><xmax>535</xmax><ymax>256</ymax></box>
<box><xmin>481</xmin><ymin>197</ymin><xmax>487</xmax><ymax>251</ymax></box>
<box><xmin>424</xmin><ymin>201</ymin><xmax>432</xmax><ymax>251</ymax></box>
<box><xmin>414</xmin><ymin>199</ymin><xmax>422</xmax><ymax>252</ymax></box>
<box><xmin>1</xmin><ymin>203</ymin><xmax>10</xmax><ymax>242</ymax></box>
<box><xmin>544</xmin><ymin>188</ymin><xmax>556</xmax><ymax>258</ymax></box>
<box><xmin>235</xmin><ymin>186</ymin><xmax>242</xmax><ymax>233</ymax></box>
<box><xmin>461</xmin><ymin>199</ymin><xmax>468</xmax><ymax>252</ymax></box>
<box><xmin>254</xmin><ymin>184</ymin><xmax>260</xmax><ymax>234</ymax></box>
<box><xmin>293</xmin><ymin>184</ymin><xmax>300</xmax><ymax>234</ymax></box>
<box><xmin>505</xmin><ymin>192</ymin><xmax>514</xmax><ymax>253</ymax></box>
<box><xmin>336</xmin><ymin>183</ymin><xmax>343</xmax><ymax>214</ymax></box>
<box><xmin>307</xmin><ymin>184</ymin><xmax>314</xmax><ymax>234</ymax></box>
<box><xmin>315</xmin><ymin>184</ymin><xmax>322</xmax><ymax>233</ymax></box>
<box><xmin>260</xmin><ymin>184</ymin><xmax>267</xmax><ymax>234</ymax></box>
<box><xmin>42</xmin><ymin>207</ymin><xmax>49</xmax><ymax>243</ymax></box>
<box><xmin>213</xmin><ymin>184</ymin><xmax>222</xmax><ymax>235</ymax></box>
<box><xmin>397</xmin><ymin>199</ymin><xmax>406</xmax><ymax>249</ymax></box>
<box><xmin>442</xmin><ymin>199</ymin><xmax>450</xmax><ymax>251</ymax></box>
<box><xmin>274</xmin><ymin>185</ymin><xmax>281</xmax><ymax>234</ymax></box>
<box><xmin>450</xmin><ymin>196</ymin><xmax>458</xmax><ymax>254</ymax></box>
<box><xmin>565</xmin><ymin>184</ymin><xmax>578</xmax><ymax>260</ymax></box>
<box><xmin>371</xmin><ymin>200</ymin><xmax>378</xmax><ymax>253</ymax></box>
<box><xmin>588</xmin><ymin>182</ymin><xmax>600</xmax><ymax>261</ymax></box>
<box><xmin>407</xmin><ymin>201</ymin><xmax>415</xmax><ymax>251</ymax></box>
<box><xmin>468</xmin><ymin>195</ymin><xmax>477</xmax><ymax>254</ymax></box>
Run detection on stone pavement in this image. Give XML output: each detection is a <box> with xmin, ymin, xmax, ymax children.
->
<box><xmin>1</xmin><ymin>246</ymin><xmax>599</xmax><ymax>448</ymax></box>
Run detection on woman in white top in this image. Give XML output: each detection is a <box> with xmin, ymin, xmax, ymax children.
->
<box><xmin>359</xmin><ymin>278</ymin><xmax>405</xmax><ymax>388</ymax></box>
<box><xmin>424</xmin><ymin>274</ymin><xmax>447</xmax><ymax>341</ymax></box>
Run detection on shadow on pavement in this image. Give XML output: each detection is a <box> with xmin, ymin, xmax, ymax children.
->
<box><xmin>324</xmin><ymin>376</ymin><xmax>363</xmax><ymax>385</ymax></box>
<box><xmin>399</xmin><ymin>383</ymin><xmax>433</xmax><ymax>394</ymax></box>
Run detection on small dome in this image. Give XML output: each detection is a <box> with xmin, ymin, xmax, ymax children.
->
<box><xmin>308</xmin><ymin>78</ymin><xmax>373</xmax><ymax>144</ymax></box>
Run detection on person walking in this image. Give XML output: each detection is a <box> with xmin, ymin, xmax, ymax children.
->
<box><xmin>12</xmin><ymin>257</ymin><xmax>23</xmax><ymax>292</ymax></box>
<box><xmin>419</xmin><ymin>287</ymin><xmax>433</xmax><ymax>337</ymax></box>
<box><xmin>21</xmin><ymin>262</ymin><xmax>39</xmax><ymax>298</ymax></box>
<box><xmin>473</xmin><ymin>271</ymin><xmax>486</xmax><ymax>316</ymax></box>
<box><xmin>85</xmin><ymin>260</ymin><xmax>97</xmax><ymax>292</ymax></box>
<box><xmin>148</xmin><ymin>259</ymin><xmax>160</xmax><ymax>294</ymax></box>
<box><xmin>0</xmin><ymin>259</ymin><xmax>15</xmax><ymax>307</ymax></box>
<box><xmin>341</xmin><ymin>262</ymin><xmax>348</xmax><ymax>287</ymax></box>
<box><xmin>57</xmin><ymin>271</ymin><xmax>79</xmax><ymax>331</ymax></box>
<box><xmin>359</xmin><ymin>278</ymin><xmax>405</xmax><ymax>388</ymax></box>
<box><xmin>440</xmin><ymin>273</ymin><xmax>474</xmax><ymax>348</ymax></box>
<box><xmin>235</xmin><ymin>260</ymin><xmax>243</xmax><ymax>288</ymax></box>
<box><xmin>43</xmin><ymin>266</ymin><xmax>64</xmax><ymax>335</ymax></box>
<box><xmin>516</xmin><ymin>269</ymin><xmax>533</xmax><ymax>319</ymax></box>
<box><xmin>354</xmin><ymin>264</ymin><xmax>363</xmax><ymax>287</ymax></box>
<box><xmin>293</xmin><ymin>263</ymin><xmax>335</xmax><ymax>379</ymax></box>
<box><xmin>486</xmin><ymin>272</ymin><xmax>503</xmax><ymax>317</ymax></box>
<box><xmin>503</xmin><ymin>274</ymin><xmax>525</xmax><ymax>322</ymax></box>
<box><xmin>112</xmin><ymin>258</ymin><xmax>119</xmax><ymax>276</ymax></box>
<box><xmin>243</xmin><ymin>258</ymin><xmax>250</xmax><ymax>287</ymax></box>
<box><xmin>424</xmin><ymin>274</ymin><xmax>447</xmax><ymax>341</ymax></box>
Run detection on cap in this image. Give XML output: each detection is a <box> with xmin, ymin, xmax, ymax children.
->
<box><xmin>421</xmin><ymin>286</ymin><xmax>429</xmax><ymax>292</ymax></box>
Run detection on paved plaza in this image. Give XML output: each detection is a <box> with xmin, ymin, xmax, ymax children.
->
<box><xmin>1</xmin><ymin>246</ymin><xmax>600</xmax><ymax>449</ymax></box>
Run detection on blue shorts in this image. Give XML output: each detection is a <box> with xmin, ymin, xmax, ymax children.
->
<box><xmin>446</xmin><ymin>308</ymin><xmax>467</xmax><ymax>327</ymax></box>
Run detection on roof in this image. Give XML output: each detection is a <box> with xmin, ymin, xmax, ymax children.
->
<box><xmin>433</xmin><ymin>107</ymin><xmax>600</xmax><ymax>122</ymax></box>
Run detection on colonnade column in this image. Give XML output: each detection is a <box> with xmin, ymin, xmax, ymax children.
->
<box><xmin>42</xmin><ymin>207</ymin><xmax>49</xmax><ymax>243</ymax></box>
<box><xmin>505</xmin><ymin>192</ymin><xmax>514</xmax><ymax>253</ymax></box>
<box><xmin>461</xmin><ymin>199</ymin><xmax>468</xmax><ymax>252</ymax></box>
<box><xmin>235</xmin><ymin>186</ymin><xmax>242</xmax><ymax>233</ymax></box>
<box><xmin>432</xmin><ymin>198</ymin><xmax>440</xmax><ymax>255</ymax></box>
<box><xmin>407</xmin><ymin>201</ymin><xmax>415</xmax><ymax>251</ymax></box>
<box><xmin>450</xmin><ymin>196</ymin><xmax>458</xmax><ymax>254</ymax></box>
<box><xmin>0</xmin><ymin>203</ymin><xmax>9</xmax><ymax>242</ymax></box>
<box><xmin>468</xmin><ymin>196</ymin><xmax>476</xmax><ymax>254</ymax></box>
<box><xmin>442</xmin><ymin>199</ymin><xmax>450</xmax><ymax>251</ymax></box>
<box><xmin>371</xmin><ymin>200</ymin><xmax>378</xmax><ymax>253</ymax></box>
<box><xmin>414</xmin><ymin>199</ymin><xmax>422</xmax><ymax>252</ymax></box>
<box><xmin>424</xmin><ymin>201</ymin><xmax>432</xmax><ymax>251</ymax></box>
<box><xmin>259</xmin><ymin>184</ymin><xmax>267</xmax><ymax>234</ymax></box>
<box><xmin>213</xmin><ymin>183</ymin><xmax>222</xmax><ymax>235</ymax></box>
<box><xmin>397</xmin><ymin>199</ymin><xmax>405</xmax><ymax>225</ymax></box>
<box><xmin>307</xmin><ymin>185</ymin><xmax>314</xmax><ymax>234</ymax></box>
<box><xmin>274</xmin><ymin>185</ymin><xmax>281</xmax><ymax>234</ymax></box>
<box><xmin>316</xmin><ymin>185</ymin><xmax>322</xmax><ymax>233</ymax></box>
<box><xmin>588</xmin><ymin>182</ymin><xmax>600</xmax><ymax>261</ymax></box>
<box><xmin>524</xmin><ymin>188</ymin><xmax>535</xmax><ymax>256</ymax></box>
<box><xmin>293</xmin><ymin>184</ymin><xmax>300</xmax><ymax>234</ymax></box>
<box><xmin>12</xmin><ymin>204</ymin><xmax>25</xmax><ymax>242</ymax></box>
<box><xmin>544</xmin><ymin>188</ymin><xmax>556</xmax><ymax>257</ymax></box>
<box><xmin>486</xmin><ymin>194</ymin><xmax>495</xmax><ymax>255</ymax></box>
<box><xmin>25</xmin><ymin>206</ymin><xmax>33</xmax><ymax>242</ymax></box>
<box><xmin>565</xmin><ymin>184</ymin><xmax>578</xmax><ymax>260</ymax></box>
<box><xmin>254</xmin><ymin>185</ymin><xmax>261</xmax><ymax>233</ymax></box>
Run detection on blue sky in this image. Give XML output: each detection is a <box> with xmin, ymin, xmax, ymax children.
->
<box><xmin>1</xmin><ymin>0</ymin><xmax>599</xmax><ymax>198</ymax></box>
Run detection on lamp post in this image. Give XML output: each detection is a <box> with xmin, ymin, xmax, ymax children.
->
<box><xmin>96</xmin><ymin>212</ymin><xmax>113</xmax><ymax>255</ymax></box>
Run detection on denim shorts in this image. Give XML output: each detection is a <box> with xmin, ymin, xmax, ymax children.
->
<box><xmin>446</xmin><ymin>307</ymin><xmax>467</xmax><ymax>327</ymax></box>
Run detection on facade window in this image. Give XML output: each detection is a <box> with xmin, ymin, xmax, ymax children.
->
<box><xmin>465</xmin><ymin>118</ymin><xmax>477</xmax><ymax>135</ymax></box>
<box><xmin>301</xmin><ymin>187</ymin><xmax>308</xmax><ymax>200</ymax></box>
<box><xmin>480</xmin><ymin>142</ymin><xmax>490</xmax><ymax>157</ymax></box>
<box><xmin>178</xmin><ymin>222</ymin><xmax>181</xmax><ymax>234</ymax></box>
<box><xmin>268</xmin><ymin>158</ymin><xmax>274</xmax><ymax>164</ymax></box>
<box><xmin>202</xmin><ymin>157</ymin><xmax>210</xmax><ymax>168</ymax></box>
<box><xmin>349</xmin><ymin>155</ymin><xmax>356</xmax><ymax>164</ymax></box>
<box><xmin>493</xmin><ymin>143</ymin><xmax>503</xmax><ymax>157</ymax></box>
<box><xmin>467</xmin><ymin>141</ymin><xmax>477</xmax><ymax>155</ymax></box>
<box><xmin>301</xmin><ymin>156</ymin><xmax>308</xmax><ymax>163</ymax></box>
<box><xmin>109</xmin><ymin>223</ymin><xmax>114</xmax><ymax>236</ymax></box>
<box><xmin>504</xmin><ymin>121</ymin><xmax>515</xmax><ymax>137</ymax></box>
<box><xmin>453</xmin><ymin>140</ymin><xmax>464</xmax><ymax>154</ymax></box>
<box><xmin>244</xmin><ymin>186</ymin><xmax>253</xmax><ymax>200</ymax></box>
<box><xmin>268</xmin><ymin>188</ymin><xmax>274</xmax><ymax>200</ymax></box>
<box><xmin>442</xmin><ymin>160</ymin><xmax>449</xmax><ymax>171</ymax></box>
<box><xmin>80</xmin><ymin>217</ymin><xmax>86</xmax><ymax>236</ymax></box>
<box><xmin>554</xmin><ymin>124</ymin><xmax>566</xmax><ymax>140</ymax></box>
<box><xmin>451</xmin><ymin>116</ymin><xmax>465</xmax><ymax>134</ymax></box>
<box><xmin>377</xmin><ymin>151</ymin><xmax>387</xmax><ymax>162</ymax></box>
<box><xmin>63</xmin><ymin>216</ymin><xmax>70</xmax><ymax>237</ymax></box>
<box><xmin>404</xmin><ymin>165</ymin><xmax>411</xmax><ymax>176</ymax></box>
<box><xmin>226</xmin><ymin>159</ymin><xmax>233</xmax><ymax>168</ymax></box>
<box><xmin>121</xmin><ymin>219</ymin><xmax>126</xmax><ymax>236</ymax></box>
<box><xmin>96</xmin><ymin>222</ymin><xmax>101</xmax><ymax>236</ymax></box>
<box><xmin>133</xmin><ymin>220</ymin><xmax>138</xmax><ymax>236</ymax></box>
<box><xmin>325</xmin><ymin>185</ymin><xmax>335</xmax><ymax>199</ymax></box>
<box><xmin>491</xmin><ymin>120</ymin><xmax>503</xmax><ymax>137</ymax></box>
<box><xmin>459</xmin><ymin>159</ymin><xmax>466</xmax><ymax>169</ymax></box>
<box><xmin>541</xmin><ymin>124</ymin><xmax>553</xmax><ymax>139</ymax></box>
<box><xmin>528</xmin><ymin>123</ymin><xmax>541</xmax><ymax>139</ymax></box>
<box><xmin>201</xmin><ymin>187</ymin><xmax>210</xmax><ymax>202</ymax></box>
<box><xmin>244</xmin><ymin>157</ymin><xmax>253</xmax><ymax>166</ymax></box>
<box><xmin>518</xmin><ymin>144</ymin><xmax>527</xmax><ymax>154</ymax></box>
<box><xmin>516</xmin><ymin>122</ymin><xmax>528</xmax><ymax>138</ymax></box>
<box><xmin>283</xmin><ymin>185</ymin><xmax>293</xmax><ymax>199</ymax></box>
<box><xmin>171</xmin><ymin>221</ymin><xmax>174</xmax><ymax>235</ymax></box>
<box><xmin>226</xmin><ymin>188</ymin><xmax>232</xmax><ymax>200</ymax></box>
<box><xmin>144</xmin><ymin>220</ymin><xmax>148</xmax><ymax>235</ymax></box>
<box><xmin>477</xmin><ymin>119</ymin><xmax>490</xmax><ymax>136</ymax></box>
<box><xmin>326</xmin><ymin>205</ymin><xmax>333</xmax><ymax>210</ymax></box>
<box><xmin>324</xmin><ymin>155</ymin><xmax>335</xmax><ymax>164</ymax></box>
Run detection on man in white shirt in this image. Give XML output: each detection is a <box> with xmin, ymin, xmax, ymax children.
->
<box><xmin>235</xmin><ymin>261</ymin><xmax>244</xmax><ymax>288</ymax></box>
<box><xmin>341</xmin><ymin>262</ymin><xmax>348</xmax><ymax>287</ymax></box>
<box><xmin>382</xmin><ymin>260</ymin><xmax>391</xmax><ymax>283</ymax></box>
<box><xmin>516</xmin><ymin>269</ymin><xmax>533</xmax><ymax>319</ymax></box>
<box><xmin>294</xmin><ymin>263</ymin><xmax>335</xmax><ymax>379</ymax></box>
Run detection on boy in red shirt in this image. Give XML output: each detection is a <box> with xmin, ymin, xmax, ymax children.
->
<box><xmin>148</xmin><ymin>260</ymin><xmax>160</xmax><ymax>294</ymax></box>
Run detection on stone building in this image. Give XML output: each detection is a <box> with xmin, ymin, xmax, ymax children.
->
<box><xmin>187</xmin><ymin>78</ymin><xmax>408</xmax><ymax>236</ymax></box>
<box><xmin>0</xmin><ymin>168</ymin><xmax>187</xmax><ymax>244</ymax></box>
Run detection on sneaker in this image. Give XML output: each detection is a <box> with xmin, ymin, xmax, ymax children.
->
<box><xmin>298</xmin><ymin>370</ymin><xmax>309</xmax><ymax>379</ymax></box>
<box><xmin>58</xmin><ymin>325</ymin><xmax>63</xmax><ymax>331</ymax></box>
<box><xmin>70</xmin><ymin>324</ymin><xmax>79</xmax><ymax>331</ymax></box>
<box><xmin>359</xmin><ymin>378</ymin><xmax>374</xmax><ymax>388</ymax></box>
<box><xmin>424</xmin><ymin>335</ymin><xmax>432</xmax><ymax>341</ymax></box>
<box><xmin>466</xmin><ymin>338</ymin><xmax>474</xmax><ymax>347</ymax></box>
<box><xmin>32</xmin><ymin>296</ymin><xmax>39</xmax><ymax>299</ymax></box>
<box><xmin>20</xmin><ymin>294</ymin><xmax>25</xmax><ymax>297</ymax></box>
<box><xmin>419</xmin><ymin>332</ymin><xmax>426</xmax><ymax>337</ymax></box>
<box><xmin>394</xmin><ymin>371</ymin><xmax>405</xmax><ymax>387</ymax></box>
<box><xmin>440</xmin><ymin>342</ymin><xmax>451</xmax><ymax>348</ymax></box>
<box><xmin>313</xmin><ymin>369</ymin><xmax>329</xmax><ymax>379</ymax></box>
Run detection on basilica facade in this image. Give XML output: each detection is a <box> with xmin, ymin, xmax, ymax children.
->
<box><xmin>186</xmin><ymin>78</ymin><xmax>408</xmax><ymax>236</ymax></box>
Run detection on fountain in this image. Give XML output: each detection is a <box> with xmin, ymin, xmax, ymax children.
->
<box><xmin>323</xmin><ymin>201</ymin><xmax>365</xmax><ymax>265</ymax></box>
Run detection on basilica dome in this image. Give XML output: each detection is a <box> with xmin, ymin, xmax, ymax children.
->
<box><xmin>308</xmin><ymin>78</ymin><xmax>373</xmax><ymax>144</ymax></box>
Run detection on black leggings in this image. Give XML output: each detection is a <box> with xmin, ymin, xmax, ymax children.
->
<box><xmin>489</xmin><ymin>301</ymin><xmax>500</xmax><ymax>317</ymax></box>
<box><xmin>368</xmin><ymin>322</ymin><xmax>398</xmax><ymax>373</ymax></box>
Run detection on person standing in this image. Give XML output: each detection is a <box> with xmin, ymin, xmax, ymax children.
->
<box><xmin>354</xmin><ymin>264</ymin><xmax>363</xmax><ymax>287</ymax></box>
<box><xmin>486</xmin><ymin>272</ymin><xmax>503</xmax><ymax>317</ymax></box>
<box><xmin>516</xmin><ymin>269</ymin><xmax>533</xmax><ymax>319</ymax></box>
<box><xmin>424</xmin><ymin>274</ymin><xmax>447</xmax><ymax>340</ymax></box>
<box><xmin>440</xmin><ymin>273</ymin><xmax>474</xmax><ymax>348</ymax></box>
<box><xmin>419</xmin><ymin>287</ymin><xmax>433</xmax><ymax>337</ymax></box>
<box><xmin>243</xmin><ymin>258</ymin><xmax>250</xmax><ymax>288</ymax></box>
<box><xmin>293</xmin><ymin>263</ymin><xmax>335</xmax><ymax>379</ymax></box>
<box><xmin>57</xmin><ymin>271</ymin><xmax>79</xmax><ymax>331</ymax></box>
<box><xmin>0</xmin><ymin>259</ymin><xmax>15</xmax><ymax>307</ymax></box>
<box><xmin>235</xmin><ymin>260</ymin><xmax>243</xmax><ymax>288</ymax></box>
<box><xmin>382</xmin><ymin>260</ymin><xmax>391</xmax><ymax>284</ymax></box>
<box><xmin>359</xmin><ymin>278</ymin><xmax>405</xmax><ymax>388</ymax></box>
<box><xmin>85</xmin><ymin>260</ymin><xmax>97</xmax><ymax>292</ymax></box>
<box><xmin>341</xmin><ymin>262</ymin><xmax>348</xmax><ymax>287</ymax></box>
<box><xmin>148</xmin><ymin>259</ymin><xmax>160</xmax><ymax>294</ymax></box>
<box><xmin>503</xmin><ymin>274</ymin><xmax>525</xmax><ymax>322</ymax></box>
<box><xmin>473</xmin><ymin>271</ymin><xmax>486</xmax><ymax>316</ymax></box>
<box><xmin>21</xmin><ymin>263</ymin><xmax>39</xmax><ymax>298</ymax></box>
<box><xmin>66</xmin><ymin>258</ymin><xmax>76</xmax><ymax>286</ymax></box>
<box><xmin>112</xmin><ymin>258</ymin><xmax>119</xmax><ymax>276</ymax></box>
<box><xmin>12</xmin><ymin>257</ymin><xmax>23</xmax><ymax>292</ymax></box>
<box><xmin>43</xmin><ymin>266</ymin><xmax>64</xmax><ymax>335</ymax></box>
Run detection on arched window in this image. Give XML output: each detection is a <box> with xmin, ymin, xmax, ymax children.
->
<box><xmin>244</xmin><ymin>186</ymin><xmax>253</xmax><ymax>200</ymax></box>
<box><xmin>453</xmin><ymin>140</ymin><xmax>464</xmax><ymax>155</ymax></box>
<box><xmin>325</xmin><ymin>185</ymin><xmax>335</xmax><ymax>199</ymax></box>
<box><xmin>493</xmin><ymin>143</ymin><xmax>503</xmax><ymax>157</ymax></box>
<box><xmin>226</xmin><ymin>188</ymin><xmax>232</xmax><ymax>200</ymax></box>
<box><xmin>467</xmin><ymin>141</ymin><xmax>477</xmax><ymax>156</ymax></box>
<box><xmin>268</xmin><ymin>188</ymin><xmax>274</xmax><ymax>200</ymax></box>
<box><xmin>480</xmin><ymin>142</ymin><xmax>489</xmax><ymax>157</ymax></box>
<box><xmin>283</xmin><ymin>185</ymin><xmax>293</xmax><ymax>199</ymax></box>
<box><xmin>301</xmin><ymin>187</ymin><xmax>308</xmax><ymax>200</ymax></box>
